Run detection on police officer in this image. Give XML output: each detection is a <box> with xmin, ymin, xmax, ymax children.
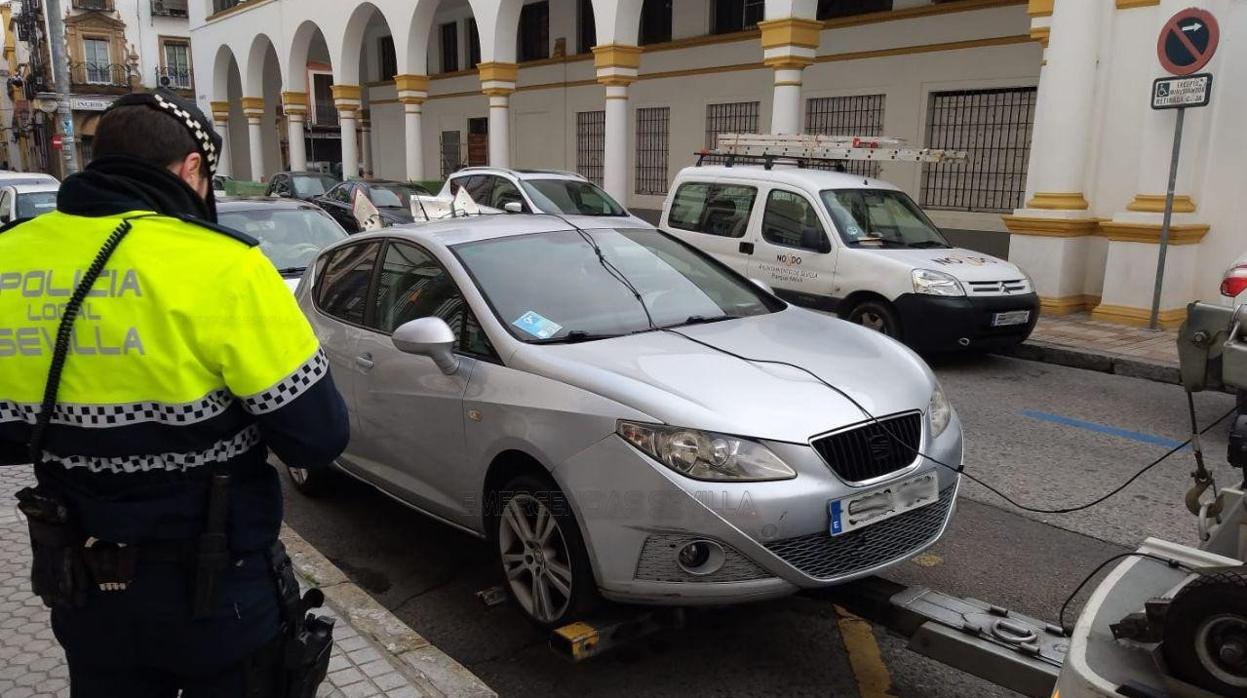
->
<box><xmin>0</xmin><ymin>90</ymin><xmax>350</xmax><ymax>695</ymax></box>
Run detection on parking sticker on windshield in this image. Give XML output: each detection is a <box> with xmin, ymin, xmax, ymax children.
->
<box><xmin>513</xmin><ymin>311</ymin><xmax>563</xmax><ymax>339</ymax></box>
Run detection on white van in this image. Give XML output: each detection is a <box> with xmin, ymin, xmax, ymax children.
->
<box><xmin>660</xmin><ymin>165</ymin><xmax>1039</xmax><ymax>353</ymax></box>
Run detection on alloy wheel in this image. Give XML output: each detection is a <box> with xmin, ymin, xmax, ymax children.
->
<box><xmin>498</xmin><ymin>494</ymin><xmax>574</xmax><ymax>624</ymax></box>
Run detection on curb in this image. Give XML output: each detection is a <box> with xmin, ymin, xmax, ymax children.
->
<box><xmin>997</xmin><ymin>340</ymin><xmax>1181</xmax><ymax>386</ymax></box>
<box><xmin>279</xmin><ymin>523</ymin><xmax>497</xmax><ymax>698</ymax></box>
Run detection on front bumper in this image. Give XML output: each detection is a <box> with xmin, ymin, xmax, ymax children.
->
<box><xmin>552</xmin><ymin>414</ymin><xmax>964</xmax><ymax>606</ymax></box>
<box><xmin>894</xmin><ymin>292</ymin><xmax>1040</xmax><ymax>353</ymax></box>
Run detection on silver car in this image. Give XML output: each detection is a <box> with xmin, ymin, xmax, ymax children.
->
<box><xmin>292</xmin><ymin>214</ymin><xmax>963</xmax><ymax>627</ymax></box>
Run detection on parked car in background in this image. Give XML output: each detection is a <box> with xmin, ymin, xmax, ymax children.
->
<box><xmin>0</xmin><ymin>171</ymin><xmax>58</xmax><ymax>187</ymax></box>
<box><xmin>212</xmin><ymin>175</ymin><xmax>233</xmax><ymax>199</ymax></box>
<box><xmin>440</xmin><ymin>167</ymin><xmax>648</xmax><ymax>226</ymax></box>
<box><xmin>660</xmin><ymin>165</ymin><xmax>1039</xmax><ymax>353</ymax></box>
<box><xmin>0</xmin><ymin>182</ymin><xmax>60</xmax><ymax>224</ymax></box>
<box><xmin>217</xmin><ymin>197</ymin><xmax>348</xmax><ymax>291</ymax></box>
<box><xmin>266</xmin><ymin>171</ymin><xmax>341</xmax><ymax>202</ymax></box>
<box><xmin>1222</xmin><ymin>254</ymin><xmax>1247</xmax><ymax>308</ymax></box>
<box><xmin>314</xmin><ymin>179</ymin><xmax>431</xmax><ymax>233</ymax></box>
<box><xmin>290</xmin><ymin>214</ymin><xmax>962</xmax><ymax>628</ymax></box>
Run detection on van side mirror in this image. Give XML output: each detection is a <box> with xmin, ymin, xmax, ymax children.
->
<box><xmin>392</xmin><ymin>317</ymin><xmax>460</xmax><ymax>375</ymax></box>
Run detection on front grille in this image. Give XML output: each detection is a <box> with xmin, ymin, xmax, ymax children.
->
<box><xmin>812</xmin><ymin>413</ymin><xmax>922</xmax><ymax>483</ymax></box>
<box><xmin>967</xmin><ymin>279</ymin><xmax>1030</xmax><ymax>296</ymax></box>
<box><xmin>764</xmin><ymin>486</ymin><xmax>956</xmax><ymax>581</ymax></box>
<box><xmin>635</xmin><ymin>534</ymin><xmax>772</xmax><ymax>583</ymax></box>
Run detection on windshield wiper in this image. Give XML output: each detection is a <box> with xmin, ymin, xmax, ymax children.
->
<box><xmin>531</xmin><ymin>330</ymin><xmax>623</xmax><ymax>344</ymax></box>
<box><xmin>276</xmin><ymin>266</ymin><xmax>306</xmax><ymax>276</ymax></box>
<box><xmin>907</xmin><ymin>240</ymin><xmax>950</xmax><ymax>249</ymax></box>
<box><xmin>664</xmin><ymin>314</ymin><xmax>742</xmax><ymax>329</ymax></box>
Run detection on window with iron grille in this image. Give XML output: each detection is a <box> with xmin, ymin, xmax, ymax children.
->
<box><xmin>576</xmin><ymin>111</ymin><xmax>605</xmax><ymax>186</ymax></box>
<box><xmin>441</xmin><ymin>131</ymin><xmax>461</xmax><ymax>179</ymax></box>
<box><xmin>635</xmin><ymin>107</ymin><xmax>669</xmax><ymax>196</ymax></box>
<box><xmin>921</xmin><ymin>87</ymin><xmax>1037</xmax><ymax>213</ymax></box>
<box><xmin>805</xmin><ymin>94</ymin><xmax>885</xmax><ymax>178</ymax></box>
<box><xmin>704</xmin><ymin>101</ymin><xmax>759</xmax><ymax>165</ymax></box>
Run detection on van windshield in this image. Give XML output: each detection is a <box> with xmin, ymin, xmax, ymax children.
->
<box><xmin>820</xmin><ymin>189</ymin><xmax>950</xmax><ymax>249</ymax></box>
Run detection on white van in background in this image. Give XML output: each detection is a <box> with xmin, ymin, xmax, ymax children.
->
<box><xmin>660</xmin><ymin>165</ymin><xmax>1039</xmax><ymax>354</ymax></box>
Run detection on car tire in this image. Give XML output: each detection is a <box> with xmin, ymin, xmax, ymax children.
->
<box><xmin>846</xmin><ymin>299</ymin><xmax>902</xmax><ymax>340</ymax></box>
<box><xmin>1162</xmin><ymin>570</ymin><xmax>1247</xmax><ymax>697</ymax></box>
<box><xmin>494</xmin><ymin>473</ymin><xmax>599</xmax><ymax>629</ymax></box>
<box><xmin>283</xmin><ymin>462</ymin><xmax>338</xmax><ymax>498</ymax></box>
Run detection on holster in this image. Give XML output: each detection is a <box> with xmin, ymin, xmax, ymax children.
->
<box><xmin>16</xmin><ymin>486</ymin><xmax>90</xmax><ymax>609</ymax></box>
<box><xmin>268</xmin><ymin>540</ymin><xmax>335</xmax><ymax>698</ymax></box>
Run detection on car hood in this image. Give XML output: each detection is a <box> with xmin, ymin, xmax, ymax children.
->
<box><xmin>508</xmin><ymin>308</ymin><xmax>935</xmax><ymax>443</ymax></box>
<box><xmin>867</xmin><ymin>248</ymin><xmax>1026</xmax><ymax>284</ymax></box>
<box><xmin>559</xmin><ymin>213</ymin><xmax>652</xmax><ymax>230</ymax></box>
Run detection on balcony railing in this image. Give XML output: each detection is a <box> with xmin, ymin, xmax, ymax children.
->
<box><xmin>70</xmin><ymin>62</ymin><xmax>132</xmax><ymax>90</ymax></box>
<box><xmin>155</xmin><ymin>65</ymin><xmax>192</xmax><ymax>90</ymax></box>
<box><xmin>151</xmin><ymin>0</ymin><xmax>187</xmax><ymax>17</ymax></box>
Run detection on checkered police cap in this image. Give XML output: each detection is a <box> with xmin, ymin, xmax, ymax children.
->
<box><xmin>107</xmin><ymin>88</ymin><xmax>224</xmax><ymax>176</ymax></box>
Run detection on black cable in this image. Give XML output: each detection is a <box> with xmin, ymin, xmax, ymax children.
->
<box><xmin>662</xmin><ymin>327</ymin><xmax>1237</xmax><ymax>515</ymax></box>
<box><xmin>1057</xmin><ymin>552</ymin><xmax>1192</xmax><ymax>635</ymax></box>
<box><xmin>553</xmin><ymin>214</ymin><xmax>657</xmax><ymax>331</ymax></box>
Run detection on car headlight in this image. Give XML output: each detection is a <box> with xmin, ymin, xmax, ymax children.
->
<box><xmin>912</xmin><ymin>269</ymin><xmax>965</xmax><ymax>297</ymax></box>
<box><xmin>929</xmin><ymin>383</ymin><xmax>953</xmax><ymax>438</ymax></box>
<box><xmin>617</xmin><ymin>421</ymin><xmax>796</xmax><ymax>481</ymax></box>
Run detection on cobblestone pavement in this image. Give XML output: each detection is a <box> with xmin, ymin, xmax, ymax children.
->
<box><xmin>0</xmin><ymin>465</ymin><xmax>445</xmax><ymax>698</ymax></box>
<box><xmin>1029</xmin><ymin>311</ymin><xmax>1178</xmax><ymax>366</ymax></box>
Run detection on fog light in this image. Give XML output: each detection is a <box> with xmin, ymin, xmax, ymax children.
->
<box><xmin>675</xmin><ymin>540</ymin><xmax>726</xmax><ymax>576</ymax></box>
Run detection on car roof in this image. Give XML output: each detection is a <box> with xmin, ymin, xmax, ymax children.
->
<box><xmin>676</xmin><ymin>165</ymin><xmax>903</xmax><ymax>192</ymax></box>
<box><xmin>449</xmin><ymin>167</ymin><xmax>585</xmax><ymax>182</ymax></box>
<box><xmin>10</xmin><ymin>182</ymin><xmax>59</xmax><ymax>194</ymax></box>
<box><xmin>357</xmin><ymin>213</ymin><xmax>638</xmax><ymax>248</ymax></box>
<box><xmin>0</xmin><ymin>172</ymin><xmax>58</xmax><ymax>184</ymax></box>
<box><xmin>217</xmin><ymin>196</ymin><xmax>323</xmax><ymax>212</ymax></box>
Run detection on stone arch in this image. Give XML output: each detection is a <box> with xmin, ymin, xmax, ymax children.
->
<box><xmin>590</xmin><ymin>0</ymin><xmax>644</xmax><ymax>47</ymax></box>
<box><xmin>336</xmin><ymin>2</ymin><xmax>404</xmax><ymax>85</ymax></box>
<box><xmin>285</xmin><ymin>20</ymin><xmax>331</xmax><ymax>94</ymax></box>
<box><xmin>211</xmin><ymin>43</ymin><xmax>237</xmax><ymax>103</ymax></box>
<box><xmin>243</xmin><ymin>33</ymin><xmax>281</xmax><ymax>99</ymax></box>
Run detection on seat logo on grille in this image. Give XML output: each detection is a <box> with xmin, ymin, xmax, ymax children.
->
<box><xmin>868</xmin><ymin>433</ymin><xmax>894</xmax><ymax>465</ymax></box>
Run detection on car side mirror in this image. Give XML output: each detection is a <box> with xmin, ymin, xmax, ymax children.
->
<box><xmin>392</xmin><ymin>317</ymin><xmax>460</xmax><ymax>375</ymax></box>
<box><xmin>750</xmin><ymin>278</ymin><xmax>775</xmax><ymax>295</ymax></box>
<box><xmin>503</xmin><ymin>201</ymin><xmax>523</xmax><ymax>214</ymax></box>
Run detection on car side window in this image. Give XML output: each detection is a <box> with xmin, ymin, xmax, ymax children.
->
<box><xmin>464</xmin><ymin>175</ymin><xmax>493</xmax><ymax>205</ymax></box>
<box><xmin>668</xmin><ymin>183</ymin><xmax>756</xmax><ymax>239</ymax></box>
<box><xmin>316</xmin><ymin>242</ymin><xmax>380</xmax><ymax>325</ymax></box>
<box><xmin>489</xmin><ymin>177</ymin><xmax>524</xmax><ymax>210</ymax></box>
<box><xmin>762</xmin><ymin>189</ymin><xmax>830</xmax><ymax>252</ymax></box>
<box><xmin>372</xmin><ymin>242</ymin><xmax>496</xmax><ymax>358</ymax></box>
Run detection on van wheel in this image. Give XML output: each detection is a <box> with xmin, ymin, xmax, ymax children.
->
<box><xmin>284</xmin><ymin>463</ymin><xmax>337</xmax><ymax>498</ymax></box>
<box><xmin>495</xmin><ymin>473</ymin><xmax>598</xmax><ymax>629</ymax></box>
<box><xmin>847</xmin><ymin>300</ymin><xmax>902</xmax><ymax>339</ymax></box>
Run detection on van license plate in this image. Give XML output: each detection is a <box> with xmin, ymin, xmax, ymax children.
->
<box><xmin>992</xmin><ymin>310</ymin><xmax>1031</xmax><ymax>327</ymax></box>
<box><xmin>828</xmin><ymin>473</ymin><xmax>939</xmax><ymax>536</ymax></box>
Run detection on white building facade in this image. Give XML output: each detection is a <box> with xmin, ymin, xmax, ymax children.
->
<box><xmin>189</xmin><ymin>0</ymin><xmax>1242</xmax><ymax>327</ymax></box>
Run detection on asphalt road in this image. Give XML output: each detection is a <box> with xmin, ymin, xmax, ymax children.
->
<box><xmin>280</xmin><ymin>354</ymin><xmax>1237</xmax><ymax>697</ymax></box>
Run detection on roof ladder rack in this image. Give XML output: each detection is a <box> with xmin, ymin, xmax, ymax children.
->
<box><xmin>697</xmin><ymin>133</ymin><xmax>968</xmax><ymax>167</ymax></box>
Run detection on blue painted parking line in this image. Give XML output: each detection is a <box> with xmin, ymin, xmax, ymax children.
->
<box><xmin>1020</xmin><ymin>410</ymin><xmax>1189</xmax><ymax>450</ymax></box>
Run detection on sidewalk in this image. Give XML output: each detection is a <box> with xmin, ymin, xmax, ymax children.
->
<box><xmin>0</xmin><ymin>466</ymin><xmax>494</xmax><ymax>698</ymax></box>
<box><xmin>1001</xmin><ymin>312</ymin><xmax>1181</xmax><ymax>385</ymax></box>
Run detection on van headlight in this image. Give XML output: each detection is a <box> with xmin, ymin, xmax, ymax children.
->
<box><xmin>929</xmin><ymin>383</ymin><xmax>953</xmax><ymax>438</ymax></box>
<box><xmin>617</xmin><ymin>422</ymin><xmax>796</xmax><ymax>481</ymax></box>
<box><xmin>912</xmin><ymin>269</ymin><xmax>965</xmax><ymax>297</ymax></box>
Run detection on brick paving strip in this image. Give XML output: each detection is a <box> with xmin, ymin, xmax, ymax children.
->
<box><xmin>998</xmin><ymin>312</ymin><xmax>1183</xmax><ymax>385</ymax></box>
<box><xmin>0</xmin><ymin>466</ymin><xmax>496</xmax><ymax>698</ymax></box>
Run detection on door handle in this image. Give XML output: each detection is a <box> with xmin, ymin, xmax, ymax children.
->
<box><xmin>739</xmin><ymin>242</ymin><xmax>755</xmax><ymax>255</ymax></box>
<box><xmin>355</xmin><ymin>353</ymin><xmax>375</xmax><ymax>370</ymax></box>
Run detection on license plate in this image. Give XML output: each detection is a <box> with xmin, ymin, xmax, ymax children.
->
<box><xmin>992</xmin><ymin>310</ymin><xmax>1031</xmax><ymax>327</ymax></box>
<box><xmin>829</xmin><ymin>472</ymin><xmax>939</xmax><ymax>536</ymax></box>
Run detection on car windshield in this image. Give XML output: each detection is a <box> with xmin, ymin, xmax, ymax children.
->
<box><xmin>17</xmin><ymin>192</ymin><xmax>58</xmax><ymax>219</ymax></box>
<box><xmin>292</xmin><ymin>175</ymin><xmax>338</xmax><ymax>197</ymax></box>
<box><xmin>520</xmin><ymin>179</ymin><xmax>626</xmax><ymax>216</ymax></box>
<box><xmin>218</xmin><ymin>208</ymin><xmax>347</xmax><ymax>273</ymax></box>
<box><xmin>454</xmin><ymin>228</ymin><xmax>779</xmax><ymax>343</ymax></box>
<box><xmin>821</xmin><ymin>189</ymin><xmax>950</xmax><ymax>249</ymax></box>
<box><xmin>369</xmin><ymin>183</ymin><xmax>427</xmax><ymax>208</ymax></box>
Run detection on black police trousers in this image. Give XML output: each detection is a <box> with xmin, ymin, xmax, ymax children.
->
<box><xmin>50</xmin><ymin>549</ymin><xmax>282</xmax><ymax>698</ymax></box>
